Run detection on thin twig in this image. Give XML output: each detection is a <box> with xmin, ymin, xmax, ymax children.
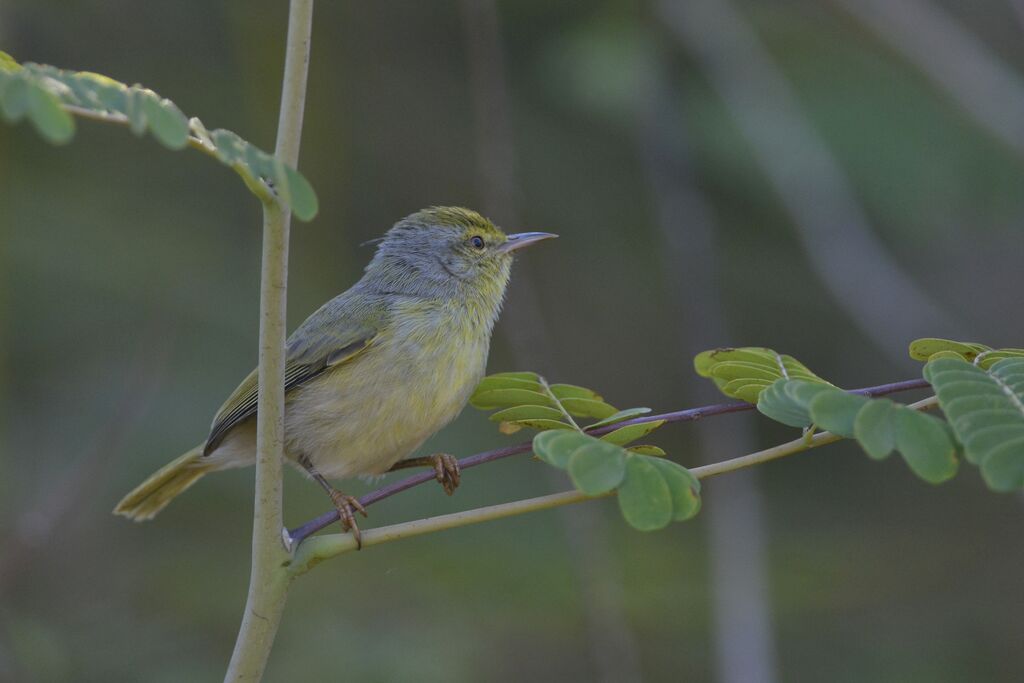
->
<box><xmin>286</xmin><ymin>377</ymin><xmax>929</xmax><ymax>545</ymax></box>
<box><xmin>288</xmin><ymin>395</ymin><xmax>938</xmax><ymax>573</ymax></box>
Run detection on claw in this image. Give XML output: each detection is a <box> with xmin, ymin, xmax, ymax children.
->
<box><xmin>431</xmin><ymin>453</ymin><xmax>461</xmax><ymax>496</ymax></box>
<box><xmin>330</xmin><ymin>490</ymin><xmax>367</xmax><ymax>550</ymax></box>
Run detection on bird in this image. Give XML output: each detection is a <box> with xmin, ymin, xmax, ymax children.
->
<box><xmin>114</xmin><ymin>206</ymin><xmax>556</xmax><ymax>546</ymax></box>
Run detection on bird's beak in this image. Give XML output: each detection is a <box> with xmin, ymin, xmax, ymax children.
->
<box><xmin>498</xmin><ymin>231</ymin><xmax>558</xmax><ymax>253</ymax></box>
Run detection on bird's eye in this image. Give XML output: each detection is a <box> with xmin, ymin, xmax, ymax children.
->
<box><xmin>469</xmin><ymin>235</ymin><xmax>485</xmax><ymax>249</ymax></box>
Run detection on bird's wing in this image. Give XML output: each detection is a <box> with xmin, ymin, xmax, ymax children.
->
<box><xmin>203</xmin><ymin>301</ymin><xmax>381</xmax><ymax>455</ymax></box>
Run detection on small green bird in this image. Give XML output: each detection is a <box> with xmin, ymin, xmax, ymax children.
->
<box><xmin>114</xmin><ymin>207</ymin><xmax>555</xmax><ymax>544</ymax></box>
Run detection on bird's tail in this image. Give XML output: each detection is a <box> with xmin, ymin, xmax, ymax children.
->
<box><xmin>114</xmin><ymin>445</ymin><xmax>213</xmax><ymax>521</ymax></box>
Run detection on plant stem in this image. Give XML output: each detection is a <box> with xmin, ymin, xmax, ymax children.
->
<box><xmin>290</xmin><ymin>490</ymin><xmax>598</xmax><ymax>576</ymax></box>
<box><xmin>288</xmin><ymin>396</ymin><xmax>938</xmax><ymax>573</ymax></box>
<box><xmin>223</xmin><ymin>1</ymin><xmax>314</xmax><ymax>681</ymax></box>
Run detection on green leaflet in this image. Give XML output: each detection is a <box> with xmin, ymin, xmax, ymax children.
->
<box><xmin>560</xmin><ymin>397</ymin><xmax>618</xmax><ymax>419</ymax></box>
<box><xmin>487</xmin><ymin>405</ymin><xmax>565</xmax><ymax>424</ymax></box>
<box><xmin>474</xmin><ymin>375</ymin><xmax>542</xmax><ymax>395</ymax></box>
<box><xmin>808</xmin><ymin>390</ymin><xmax>870</xmax><ymax>439</ymax></box>
<box><xmin>477</xmin><ymin>372</ymin><xmax>691</xmax><ymax>530</ymax></box>
<box><xmin>850</xmin><ymin>394</ymin><xmax>958</xmax><ymax>484</ymax></box>
<box><xmin>470</xmin><ymin>373</ymin><xmax>664</xmax><ymax>442</ymax></box>
<box><xmin>567</xmin><ymin>439</ymin><xmax>627</xmax><ymax>494</ymax></box>
<box><xmin>209</xmin><ymin>128</ymin><xmax>317</xmax><ymax>220</ymax></box>
<box><xmin>26</xmin><ymin>83</ymin><xmax>74</xmax><ymax>144</ymax></box>
<box><xmin>694</xmin><ymin>346</ymin><xmax>831</xmax><ymax>403</ymax></box>
<box><xmin>627</xmin><ymin>445</ymin><xmax>666</xmax><ymax>457</ymax></box>
<box><xmin>0</xmin><ymin>53</ymin><xmax>318</xmax><ymax>221</ymax></box>
<box><xmin>648</xmin><ymin>458</ymin><xmax>701</xmax><ymax>521</ymax></box>
<box><xmin>502</xmin><ymin>419</ymin><xmax>573</xmax><ymax>432</ymax></box>
<box><xmin>470</xmin><ymin>388</ymin><xmax>556</xmax><ymax>410</ymax></box>
<box><xmin>756</xmin><ymin>379</ymin><xmax>832</xmax><ymax>428</ymax></box>
<box><xmin>0</xmin><ymin>74</ymin><xmax>30</xmax><ymax>118</ymax></box>
<box><xmin>487</xmin><ymin>371</ymin><xmax>541</xmax><ymax>382</ymax></box>
<box><xmin>909</xmin><ymin>338</ymin><xmax>991</xmax><ymax>363</ymax></box>
<box><xmin>893</xmin><ymin>409</ymin><xmax>958</xmax><ymax>484</ymax></box>
<box><xmin>532</xmin><ymin>430</ymin><xmax>592</xmax><ymax>469</ymax></box>
<box><xmin>759</xmin><ymin>379</ymin><xmax>958</xmax><ymax>485</ymax></box>
<box><xmin>600</xmin><ymin>420</ymin><xmax>666</xmax><ymax>446</ymax></box>
<box><xmin>926</xmin><ymin>357</ymin><xmax>1024</xmax><ymax>491</ymax></box>
<box><xmin>549</xmin><ymin>383</ymin><xmax>603</xmax><ymax>401</ymax></box>
<box><xmin>853</xmin><ymin>399</ymin><xmax>898</xmax><ymax>460</ymax></box>
<box><xmin>529</xmin><ymin>425</ymin><xmax>701</xmax><ymax>531</ymax></box>
<box><xmin>617</xmin><ymin>456</ymin><xmax>673</xmax><ymax>531</ymax></box>
<box><xmin>588</xmin><ymin>407</ymin><xmax>652</xmax><ymax>430</ymax></box>
<box><xmin>138</xmin><ymin>90</ymin><xmax>189</xmax><ymax>148</ymax></box>
<box><xmin>0</xmin><ymin>67</ymin><xmax>73</xmax><ymax>144</ymax></box>
<box><xmin>909</xmin><ymin>338</ymin><xmax>1024</xmax><ymax>370</ymax></box>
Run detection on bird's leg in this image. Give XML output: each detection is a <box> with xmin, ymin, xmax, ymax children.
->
<box><xmin>299</xmin><ymin>455</ymin><xmax>367</xmax><ymax>549</ymax></box>
<box><xmin>387</xmin><ymin>453</ymin><xmax>461</xmax><ymax>495</ymax></box>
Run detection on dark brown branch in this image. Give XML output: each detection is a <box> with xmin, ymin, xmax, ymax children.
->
<box><xmin>286</xmin><ymin>377</ymin><xmax>929</xmax><ymax>546</ymax></box>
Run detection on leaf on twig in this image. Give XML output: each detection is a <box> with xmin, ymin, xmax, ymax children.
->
<box><xmin>757</xmin><ymin>377</ymin><xmax>958</xmax><ymax>485</ymax></box>
<box><xmin>694</xmin><ymin>346</ymin><xmax>831</xmax><ymax>403</ymax></box>
<box><xmin>909</xmin><ymin>338</ymin><xmax>1024</xmax><ymax>370</ymax></box>
<box><xmin>470</xmin><ymin>373</ymin><xmax>664</xmax><ymax>443</ymax></box>
<box><xmin>0</xmin><ymin>52</ymin><xmax>318</xmax><ymax>220</ymax></box>
<box><xmin>599</xmin><ymin>420</ymin><xmax>665</xmax><ymax>446</ymax></box>
<box><xmin>531</xmin><ymin>429</ymin><xmax>700</xmax><ymax>531</ymax></box>
<box><xmin>588</xmin><ymin>407</ymin><xmax>652</xmax><ymax>429</ymax></box>
<box><xmin>925</xmin><ymin>357</ymin><xmax>1024</xmax><ymax>491</ymax></box>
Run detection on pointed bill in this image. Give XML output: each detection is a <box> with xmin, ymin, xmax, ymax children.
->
<box><xmin>498</xmin><ymin>231</ymin><xmax>558</xmax><ymax>253</ymax></box>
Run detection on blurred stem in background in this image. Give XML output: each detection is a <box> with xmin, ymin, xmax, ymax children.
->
<box><xmin>636</xmin><ymin>46</ymin><xmax>779</xmax><ymax>683</ymax></box>
<box><xmin>459</xmin><ymin>2</ymin><xmax>644</xmax><ymax>680</ymax></box>
<box><xmin>1012</xmin><ymin>0</ymin><xmax>1024</xmax><ymax>32</ymax></box>
<box><xmin>224</xmin><ymin>1</ymin><xmax>313</xmax><ymax>680</ymax></box>
<box><xmin>831</xmin><ymin>0</ymin><xmax>1024</xmax><ymax>159</ymax></box>
<box><xmin>657</xmin><ymin>0</ymin><xmax>963</xmax><ymax>361</ymax></box>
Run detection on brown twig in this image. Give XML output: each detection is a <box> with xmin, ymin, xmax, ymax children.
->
<box><xmin>286</xmin><ymin>377</ymin><xmax>929</xmax><ymax>545</ymax></box>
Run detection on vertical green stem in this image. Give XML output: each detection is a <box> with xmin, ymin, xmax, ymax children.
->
<box><xmin>224</xmin><ymin>1</ymin><xmax>314</xmax><ymax>680</ymax></box>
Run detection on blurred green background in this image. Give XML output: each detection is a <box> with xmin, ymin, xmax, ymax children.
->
<box><xmin>2</xmin><ymin>1</ymin><xmax>1024</xmax><ymax>681</ymax></box>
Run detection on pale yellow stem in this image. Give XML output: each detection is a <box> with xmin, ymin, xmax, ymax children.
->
<box><xmin>223</xmin><ymin>1</ymin><xmax>314</xmax><ymax>681</ymax></box>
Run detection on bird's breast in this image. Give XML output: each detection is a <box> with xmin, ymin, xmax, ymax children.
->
<box><xmin>284</xmin><ymin>300</ymin><xmax>491</xmax><ymax>479</ymax></box>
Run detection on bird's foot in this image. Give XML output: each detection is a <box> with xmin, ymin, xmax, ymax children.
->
<box><xmin>329</xmin><ymin>490</ymin><xmax>367</xmax><ymax>550</ymax></box>
<box><xmin>429</xmin><ymin>453</ymin><xmax>461</xmax><ymax>496</ymax></box>
<box><xmin>387</xmin><ymin>453</ymin><xmax>461</xmax><ymax>495</ymax></box>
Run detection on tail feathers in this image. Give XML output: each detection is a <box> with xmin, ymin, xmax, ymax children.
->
<box><xmin>114</xmin><ymin>445</ymin><xmax>213</xmax><ymax>521</ymax></box>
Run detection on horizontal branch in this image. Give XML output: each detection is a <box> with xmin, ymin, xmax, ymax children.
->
<box><xmin>286</xmin><ymin>377</ymin><xmax>929</xmax><ymax>546</ymax></box>
<box><xmin>288</xmin><ymin>395</ymin><xmax>939</xmax><ymax>574</ymax></box>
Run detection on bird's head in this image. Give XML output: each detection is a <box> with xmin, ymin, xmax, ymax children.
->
<box><xmin>364</xmin><ymin>207</ymin><xmax>556</xmax><ymax>304</ymax></box>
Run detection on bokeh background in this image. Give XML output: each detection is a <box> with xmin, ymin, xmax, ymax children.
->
<box><xmin>3</xmin><ymin>1</ymin><xmax>1024</xmax><ymax>681</ymax></box>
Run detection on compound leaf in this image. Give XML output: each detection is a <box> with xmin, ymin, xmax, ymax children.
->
<box><xmin>925</xmin><ymin>357</ymin><xmax>1024</xmax><ymax>491</ymax></box>
<box><xmin>0</xmin><ymin>53</ymin><xmax>317</xmax><ymax>220</ymax></box>
<box><xmin>695</xmin><ymin>346</ymin><xmax>831</xmax><ymax>403</ymax></box>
